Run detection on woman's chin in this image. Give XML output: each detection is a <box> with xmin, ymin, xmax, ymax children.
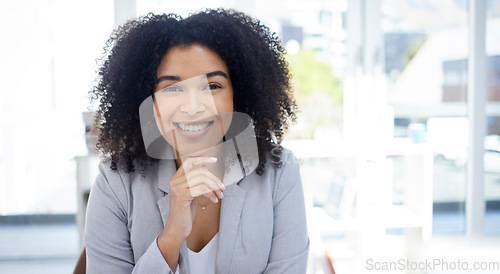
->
<box><xmin>176</xmin><ymin>140</ymin><xmax>224</xmax><ymax>159</ymax></box>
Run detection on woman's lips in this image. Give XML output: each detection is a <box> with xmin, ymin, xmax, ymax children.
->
<box><xmin>173</xmin><ymin>121</ymin><xmax>214</xmax><ymax>138</ymax></box>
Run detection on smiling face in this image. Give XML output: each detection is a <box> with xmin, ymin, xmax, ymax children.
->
<box><xmin>153</xmin><ymin>44</ymin><xmax>234</xmax><ymax>158</ymax></box>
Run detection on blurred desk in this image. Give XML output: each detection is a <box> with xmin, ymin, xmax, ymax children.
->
<box><xmin>289</xmin><ymin>139</ymin><xmax>433</xmax><ymax>274</ymax></box>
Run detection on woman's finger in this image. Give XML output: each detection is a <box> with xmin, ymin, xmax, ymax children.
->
<box><xmin>184</xmin><ymin>174</ymin><xmax>222</xmax><ymax>196</ymax></box>
<box><xmin>189</xmin><ymin>185</ymin><xmax>219</xmax><ymax>203</ymax></box>
<box><xmin>181</xmin><ymin>157</ymin><xmax>217</xmax><ymax>173</ymax></box>
<box><xmin>185</xmin><ymin>168</ymin><xmax>225</xmax><ymax>190</ymax></box>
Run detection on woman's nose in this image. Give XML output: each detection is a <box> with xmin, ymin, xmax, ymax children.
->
<box><xmin>179</xmin><ymin>90</ymin><xmax>206</xmax><ymax>116</ymax></box>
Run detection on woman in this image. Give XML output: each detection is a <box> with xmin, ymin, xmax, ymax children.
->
<box><xmin>85</xmin><ymin>8</ymin><xmax>309</xmax><ymax>273</ymax></box>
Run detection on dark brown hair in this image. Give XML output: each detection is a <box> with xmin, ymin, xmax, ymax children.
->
<box><xmin>90</xmin><ymin>9</ymin><xmax>297</xmax><ymax>175</ymax></box>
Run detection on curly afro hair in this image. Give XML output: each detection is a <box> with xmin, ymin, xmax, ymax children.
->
<box><xmin>90</xmin><ymin>8</ymin><xmax>297</xmax><ymax>175</ymax></box>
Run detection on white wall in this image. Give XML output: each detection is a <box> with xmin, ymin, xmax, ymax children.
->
<box><xmin>0</xmin><ymin>0</ymin><xmax>114</xmax><ymax>214</ymax></box>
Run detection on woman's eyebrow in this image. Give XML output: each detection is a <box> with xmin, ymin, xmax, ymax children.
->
<box><xmin>156</xmin><ymin>70</ymin><xmax>228</xmax><ymax>84</ymax></box>
<box><xmin>205</xmin><ymin>70</ymin><xmax>228</xmax><ymax>79</ymax></box>
<box><xmin>156</xmin><ymin>75</ymin><xmax>181</xmax><ymax>83</ymax></box>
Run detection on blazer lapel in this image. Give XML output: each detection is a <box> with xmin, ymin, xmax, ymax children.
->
<box><xmin>156</xmin><ymin>159</ymin><xmax>190</xmax><ymax>273</ymax></box>
<box><xmin>156</xmin><ymin>159</ymin><xmax>175</xmax><ymax>226</ymax></box>
<box><xmin>216</xmin><ymin>181</ymin><xmax>247</xmax><ymax>274</ymax></box>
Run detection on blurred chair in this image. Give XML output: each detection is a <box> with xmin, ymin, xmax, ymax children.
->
<box><xmin>73</xmin><ymin>248</ymin><xmax>86</xmax><ymax>274</ymax></box>
<box><xmin>324</xmin><ymin>250</ymin><xmax>336</xmax><ymax>274</ymax></box>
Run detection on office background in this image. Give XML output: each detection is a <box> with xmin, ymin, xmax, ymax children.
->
<box><xmin>0</xmin><ymin>0</ymin><xmax>499</xmax><ymax>273</ymax></box>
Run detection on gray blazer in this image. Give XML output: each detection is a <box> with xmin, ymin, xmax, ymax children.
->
<box><xmin>85</xmin><ymin>149</ymin><xmax>309</xmax><ymax>273</ymax></box>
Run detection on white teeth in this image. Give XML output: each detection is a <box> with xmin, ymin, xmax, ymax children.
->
<box><xmin>177</xmin><ymin>122</ymin><xmax>210</xmax><ymax>132</ymax></box>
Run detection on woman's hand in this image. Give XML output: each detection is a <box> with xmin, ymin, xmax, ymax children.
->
<box><xmin>157</xmin><ymin>157</ymin><xmax>225</xmax><ymax>255</ymax></box>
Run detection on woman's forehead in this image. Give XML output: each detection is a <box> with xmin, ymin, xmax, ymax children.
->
<box><xmin>156</xmin><ymin>44</ymin><xmax>229</xmax><ymax>79</ymax></box>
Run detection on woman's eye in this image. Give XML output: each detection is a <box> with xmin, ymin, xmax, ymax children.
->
<box><xmin>161</xmin><ymin>85</ymin><xmax>182</xmax><ymax>92</ymax></box>
<box><xmin>203</xmin><ymin>83</ymin><xmax>222</xmax><ymax>91</ymax></box>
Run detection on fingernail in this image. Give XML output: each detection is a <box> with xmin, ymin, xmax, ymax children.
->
<box><xmin>219</xmin><ymin>191</ymin><xmax>224</xmax><ymax>198</ymax></box>
<box><xmin>219</xmin><ymin>182</ymin><xmax>226</xmax><ymax>190</ymax></box>
<box><xmin>210</xmin><ymin>157</ymin><xmax>217</xmax><ymax>161</ymax></box>
<box><xmin>214</xmin><ymin>197</ymin><xmax>219</xmax><ymax>203</ymax></box>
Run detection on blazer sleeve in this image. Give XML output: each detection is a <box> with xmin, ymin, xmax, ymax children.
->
<box><xmin>263</xmin><ymin>151</ymin><xmax>310</xmax><ymax>274</ymax></box>
<box><xmin>85</xmin><ymin>161</ymin><xmax>177</xmax><ymax>274</ymax></box>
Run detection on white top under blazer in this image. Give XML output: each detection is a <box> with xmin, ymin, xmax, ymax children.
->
<box><xmin>181</xmin><ymin>232</ymin><xmax>219</xmax><ymax>274</ymax></box>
